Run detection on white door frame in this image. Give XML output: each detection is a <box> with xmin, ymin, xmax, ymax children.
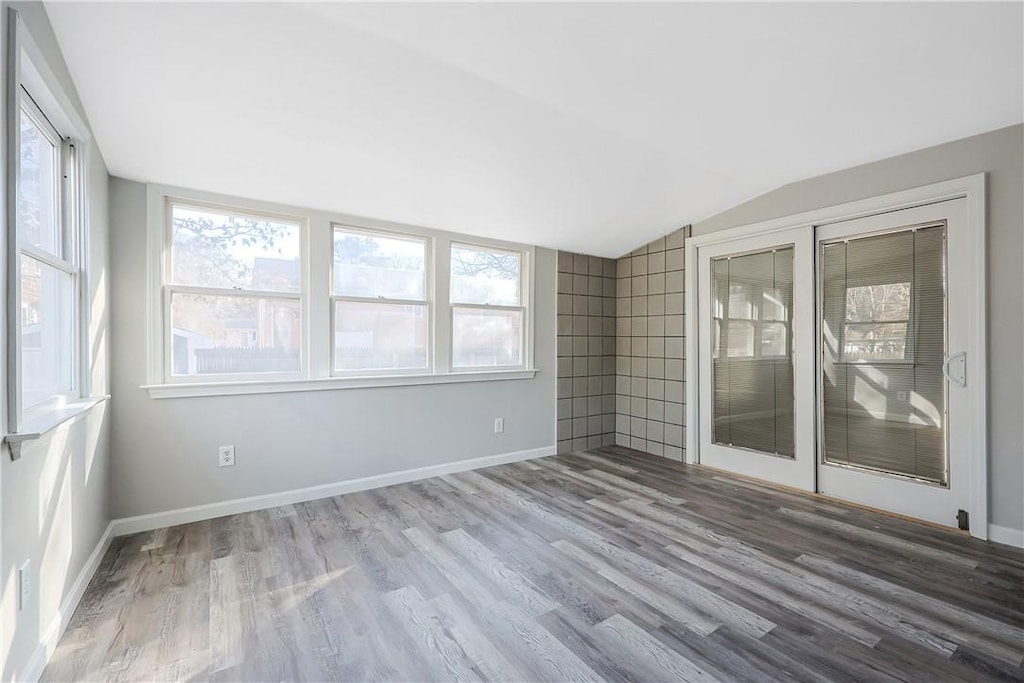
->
<box><xmin>684</xmin><ymin>174</ymin><xmax>988</xmax><ymax>539</ymax></box>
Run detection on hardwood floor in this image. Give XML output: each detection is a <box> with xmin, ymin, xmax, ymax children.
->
<box><xmin>44</xmin><ymin>447</ymin><xmax>1024</xmax><ymax>682</ymax></box>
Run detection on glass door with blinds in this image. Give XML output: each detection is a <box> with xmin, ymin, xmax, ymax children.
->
<box><xmin>696</xmin><ymin>227</ymin><xmax>816</xmax><ymax>491</ymax></box>
<box><xmin>815</xmin><ymin>199</ymin><xmax>972</xmax><ymax>526</ymax></box>
<box><xmin>694</xmin><ymin>197</ymin><xmax>976</xmax><ymax>529</ymax></box>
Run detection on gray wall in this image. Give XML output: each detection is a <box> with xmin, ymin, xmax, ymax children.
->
<box><xmin>693</xmin><ymin>124</ymin><xmax>1024</xmax><ymax>534</ymax></box>
<box><xmin>556</xmin><ymin>251</ymin><xmax>617</xmax><ymax>453</ymax></box>
<box><xmin>0</xmin><ymin>3</ymin><xmax>111</xmax><ymax>679</ymax></box>
<box><xmin>108</xmin><ymin>178</ymin><xmax>556</xmax><ymax>519</ymax></box>
<box><xmin>614</xmin><ymin>227</ymin><xmax>690</xmax><ymax>460</ymax></box>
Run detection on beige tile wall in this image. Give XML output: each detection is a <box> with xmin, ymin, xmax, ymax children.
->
<box><xmin>614</xmin><ymin>226</ymin><xmax>691</xmax><ymax>460</ymax></box>
<box><xmin>556</xmin><ymin>251</ymin><xmax>618</xmax><ymax>453</ymax></box>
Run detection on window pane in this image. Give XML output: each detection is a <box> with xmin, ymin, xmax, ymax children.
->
<box><xmin>333</xmin><ymin>229</ymin><xmax>425</xmax><ymax>299</ymax></box>
<box><xmin>170</xmin><ymin>204</ymin><xmax>301</xmax><ymax>292</ymax></box>
<box><xmin>451</xmin><ymin>245</ymin><xmax>520</xmax><ymax>306</ymax></box>
<box><xmin>334</xmin><ymin>301</ymin><xmax>427</xmax><ymax>371</ymax></box>
<box><xmin>452</xmin><ymin>306</ymin><xmax>522</xmax><ymax>368</ymax></box>
<box><xmin>711</xmin><ymin>248</ymin><xmax>794</xmax><ymax>457</ymax></box>
<box><xmin>21</xmin><ymin>257</ymin><xmax>74</xmax><ymax>409</ymax></box>
<box><xmin>822</xmin><ymin>227</ymin><xmax>946</xmax><ymax>484</ymax></box>
<box><xmin>170</xmin><ymin>293</ymin><xmax>300</xmax><ymax>375</ymax></box>
<box><xmin>19</xmin><ymin>108</ymin><xmax>60</xmax><ymax>255</ymax></box>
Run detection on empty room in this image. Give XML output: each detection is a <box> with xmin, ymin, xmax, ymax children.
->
<box><xmin>1</xmin><ymin>1</ymin><xmax>1022</xmax><ymax>681</ymax></box>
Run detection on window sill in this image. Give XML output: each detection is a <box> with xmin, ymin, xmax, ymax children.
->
<box><xmin>4</xmin><ymin>395</ymin><xmax>110</xmax><ymax>461</ymax></box>
<box><xmin>142</xmin><ymin>369</ymin><xmax>539</xmax><ymax>399</ymax></box>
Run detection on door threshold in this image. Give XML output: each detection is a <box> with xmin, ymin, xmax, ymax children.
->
<box><xmin>692</xmin><ymin>462</ymin><xmax>971</xmax><ymax>537</ymax></box>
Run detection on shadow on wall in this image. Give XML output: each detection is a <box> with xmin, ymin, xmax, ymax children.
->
<box><xmin>1</xmin><ymin>405</ymin><xmax>108</xmax><ymax>682</ymax></box>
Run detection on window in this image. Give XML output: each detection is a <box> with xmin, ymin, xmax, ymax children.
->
<box><xmin>332</xmin><ymin>227</ymin><xmax>429</xmax><ymax>373</ymax></box>
<box><xmin>450</xmin><ymin>243</ymin><xmax>525</xmax><ymax>369</ymax></box>
<box><xmin>150</xmin><ymin>191</ymin><xmax>535</xmax><ymax>395</ymax></box>
<box><xmin>14</xmin><ymin>89</ymin><xmax>79</xmax><ymax>427</ymax></box>
<box><xmin>710</xmin><ymin>247</ymin><xmax>795</xmax><ymax>456</ymax></box>
<box><xmin>165</xmin><ymin>201</ymin><xmax>304</xmax><ymax>379</ymax></box>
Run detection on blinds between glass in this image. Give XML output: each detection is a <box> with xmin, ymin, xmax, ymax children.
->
<box><xmin>820</xmin><ymin>225</ymin><xmax>947</xmax><ymax>484</ymax></box>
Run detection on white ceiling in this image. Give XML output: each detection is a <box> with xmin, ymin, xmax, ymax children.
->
<box><xmin>45</xmin><ymin>2</ymin><xmax>1022</xmax><ymax>258</ymax></box>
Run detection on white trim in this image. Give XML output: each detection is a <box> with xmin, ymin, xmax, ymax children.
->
<box><xmin>20</xmin><ymin>522</ymin><xmax>114</xmax><ymax>683</ymax></box>
<box><xmin>143</xmin><ymin>368</ymin><xmax>538</xmax><ymax>399</ymax></box>
<box><xmin>4</xmin><ymin>395</ymin><xmax>108</xmax><ymax>460</ymax></box>
<box><xmin>988</xmin><ymin>524</ymin><xmax>1024</xmax><ymax>549</ymax></box>
<box><xmin>685</xmin><ymin>173</ymin><xmax>987</xmax><ymax>537</ymax></box>
<box><xmin>16</xmin><ymin>21</ymin><xmax>89</xmax><ymax>143</ymax></box>
<box><xmin>110</xmin><ymin>445</ymin><xmax>556</xmax><ymax>536</ymax></box>
<box><xmin>962</xmin><ymin>177</ymin><xmax>988</xmax><ymax>539</ymax></box>
<box><xmin>684</xmin><ymin>174</ymin><xmax>985</xmax><ymax>249</ymax></box>
<box><xmin>685</xmin><ymin>233</ymin><xmax>700</xmax><ymax>466</ymax></box>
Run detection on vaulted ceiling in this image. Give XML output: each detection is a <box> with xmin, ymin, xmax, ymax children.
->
<box><xmin>46</xmin><ymin>2</ymin><xmax>1023</xmax><ymax>257</ymax></box>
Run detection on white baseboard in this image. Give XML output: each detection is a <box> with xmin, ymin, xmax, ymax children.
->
<box><xmin>988</xmin><ymin>523</ymin><xmax>1024</xmax><ymax>549</ymax></box>
<box><xmin>21</xmin><ymin>521</ymin><xmax>114</xmax><ymax>683</ymax></box>
<box><xmin>111</xmin><ymin>445</ymin><xmax>556</xmax><ymax>537</ymax></box>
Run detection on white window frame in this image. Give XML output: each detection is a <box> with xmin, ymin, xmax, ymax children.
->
<box><xmin>143</xmin><ymin>185</ymin><xmax>537</xmax><ymax>398</ymax></box>
<box><xmin>4</xmin><ymin>9</ymin><xmax>100</xmax><ymax>456</ymax></box>
<box><xmin>330</xmin><ymin>224</ymin><xmax>433</xmax><ymax>377</ymax></box>
<box><xmin>159</xmin><ymin>197</ymin><xmax>309</xmax><ymax>385</ymax></box>
<box><xmin>449</xmin><ymin>241</ymin><xmax>529</xmax><ymax>372</ymax></box>
<box><xmin>16</xmin><ymin>91</ymin><xmax>80</xmax><ymax>419</ymax></box>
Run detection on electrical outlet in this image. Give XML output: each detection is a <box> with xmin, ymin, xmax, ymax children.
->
<box><xmin>219</xmin><ymin>445</ymin><xmax>235</xmax><ymax>467</ymax></box>
<box><xmin>494</xmin><ymin>417</ymin><xmax>504</xmax><ymax>434</ymax></box>
<box><xmin>18</xmin><ymin>560</ymin><xmax>30</xmax><ymax>611</ymax></box>
<box><xmin>897</xmin><ymin>391</ymin><xmax>908</xmax><ymax>401</ymax></box>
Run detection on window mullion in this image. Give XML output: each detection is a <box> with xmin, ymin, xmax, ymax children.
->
<box><xmin>435</xmin><ymin>237</ymin><xmax>452</xmax><ymax>374</ymax></box>
<box><xmin>306</xmin><ymin>215</ymin><xmax>330</xmax><ymax>380</ymax></box>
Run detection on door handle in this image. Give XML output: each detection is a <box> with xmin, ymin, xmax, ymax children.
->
<box><xmin>943</xmin><ymin>351</ymin><xmax>967</xmax><ymax>387</ymax></box>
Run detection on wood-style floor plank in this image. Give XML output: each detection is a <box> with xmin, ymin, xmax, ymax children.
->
<box><xmin>43</xmin><ymin>447</ymin><xmax>1024</xmax><ymax>682</ymax></box>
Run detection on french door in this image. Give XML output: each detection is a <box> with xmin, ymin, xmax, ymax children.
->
<box><xmin>696</xmin><ymin>227</ymin><xmax>816</xmax><ymax>491</ymax></box>
<box><xmin>815</xmin><ymin>200</ymin><xmax>971</xmax><ymax>526</ymax></box>
<box><xmin>695</xmin><ymin>198</ymin><xmax>978</xmax><ymax>531</ymax></box>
